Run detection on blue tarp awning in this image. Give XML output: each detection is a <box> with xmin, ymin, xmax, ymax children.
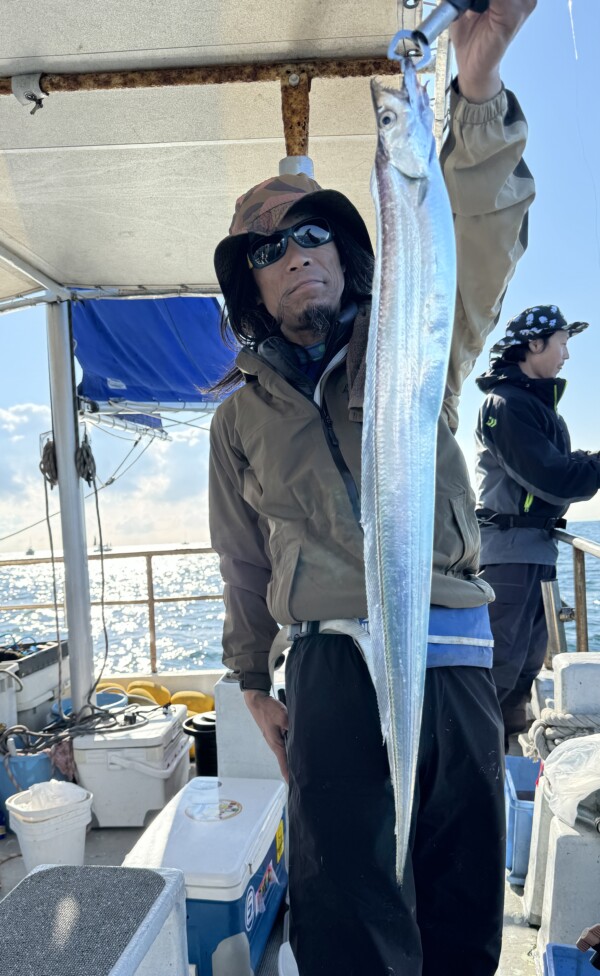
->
<box><xmin>72</xmin><ymin>296</ymin><xmax>235</xmax><ymax>405</ymax></box>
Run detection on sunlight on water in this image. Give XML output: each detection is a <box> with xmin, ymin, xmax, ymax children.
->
<box><xmin>1</xmin><ymin>523</ymin><xmax>599</xmax><ymax>673</ymax></box>
<box><xmin>0</xmin><ymin>552</ymin><xmax>225</xmax><ymax>673</ymax></box>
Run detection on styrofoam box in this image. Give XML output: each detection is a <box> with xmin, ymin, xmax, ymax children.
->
<box><xmin>505</xmin><ymin>755</ymin><xmax>540</xmax><ymax>886</ymax></box>
<box><xmin>537</xmin><ymin>817</ymin><xmax>600</xmax><ymax>955</ymax></box>
<box><xmin>0</xmin><ymin>663</ymin><xmax>19</xmax><ymax>728</ymax></box>
<box><xmin>523</xmin><ymin>778</ymin><xmax>554</xmax><ymax>927</ymax></box>
<box><xmin>124</xmin><ymin>776</ymin><xmax>288</xmax><ymax>976</ymax></box>
<box><xmin>531</xmin><ymin>669</ymin><xmax>555</xmax><ymax>720</ymax></box>
<box><xmin>73</xmin><ymin>705</ymin><xmax>189</xmax><ymax>827</ymax></box>
<box><xmin>214</xmin><ymin>674</ymin><xmax>284</xmax><ymax>781</ymax></box>
<box><xmin>16</xmin><ymin>641</ymin><xmax>70</xmax><ymax>712</ymax></box>
<box><xmin>553</xmin><ymin>653</ymin><xmax>600</xmax><ymax>715</ymax></box>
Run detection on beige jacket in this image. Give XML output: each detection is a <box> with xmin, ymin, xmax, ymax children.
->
<box><xmin>209</xmin><ymin>85</ymin><xmax>535</xmax><ymax>692</ymax></box>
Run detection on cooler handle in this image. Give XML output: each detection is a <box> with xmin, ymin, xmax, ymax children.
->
<box><xmin>106</xmin><ymin>735</ymin><xmax>190</xmax><ymax>778</ymax></box>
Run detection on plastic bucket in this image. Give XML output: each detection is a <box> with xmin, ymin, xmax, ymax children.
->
<box><xmin>51</xmin><ymin>691</ymin><xmax>128</xmax><ymax>718</ymax></box>
<box><xmin>183</xmin><ymin>711</ymin><xmax>218</xmax><ymax>776</ymax></box>
<box><xmin>6</xmin><ymin>781</ymin><xmax>90</xmax><ymax>823</ymax></box>
<box><xmin>7</xmin><ymin>792</ymin><xmax>92</xmax><ymax>873</ymax></box>
<box><xmin>0</xmin><ymin>752</ymin><xmax>66</xmax><ymax>819</ymax></box>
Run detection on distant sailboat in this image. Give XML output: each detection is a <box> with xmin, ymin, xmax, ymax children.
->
<box><xmin>93</xmin><ymin>537</ymin><xmax>113</xmax><ymax>552</ymax></box>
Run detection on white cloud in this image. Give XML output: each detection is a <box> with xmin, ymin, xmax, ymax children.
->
<box><xmin>0</xmin><ymin>403</ymin><xmax>51</xmax><ymax>432</ymax></box>
<box><xmin>0</xmin><ymin>409</ymin><xmax>212</xmax><ymax>554</ymax></box>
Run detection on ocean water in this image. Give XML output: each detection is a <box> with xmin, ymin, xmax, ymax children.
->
<box><xmin>0</xmin><ymin>551</ymin><xmax>226</xmax><ymax>674</ymax></box>
<box><xmin>1</xmin><ymin>521</ymin><xmax>600</xmax><ymax>674</ymax></box>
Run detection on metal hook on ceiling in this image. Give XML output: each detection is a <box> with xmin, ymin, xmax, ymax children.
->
<box><xmin>11</xmin><ymin>74</ymin><xmax>47</xmax><ymax>115</ymax></box>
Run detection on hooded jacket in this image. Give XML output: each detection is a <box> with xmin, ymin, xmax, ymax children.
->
<box><xmin>475</xmin><ymin>362</ymin><xmax>600</xmax><ymax>565</ymax></box>
<box><xmin>210</xmin><ymin>85</ymin><xmax>536</xmax><ymax>692</ymax></box>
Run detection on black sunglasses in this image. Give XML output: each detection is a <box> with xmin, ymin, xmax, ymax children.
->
<box><xmin>247</xmin><ymin>217</ymin><xmax>334</xmax><ymax>270</ymax></box>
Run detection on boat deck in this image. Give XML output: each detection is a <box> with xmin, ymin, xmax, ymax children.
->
<box><xmin>0</xmin><ymin>820</ymin><xmax>538</xmax><ymax>975</ymax></box>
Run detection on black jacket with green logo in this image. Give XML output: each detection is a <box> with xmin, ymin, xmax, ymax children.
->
<box><xmin>475</xmin><ymin>363</ymin><xmax>600</xmax><ymax>565</ymax></box>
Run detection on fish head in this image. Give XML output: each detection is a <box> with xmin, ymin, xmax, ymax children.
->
<box><xmin>371</xmin><ymin>63</ymin><xmax>434</xmax><ymax>179</ymax></box>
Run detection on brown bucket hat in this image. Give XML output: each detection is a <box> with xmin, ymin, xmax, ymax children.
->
<box><xmin>214</xmin><ymin>173</ymin><xmax>373</xmax><ymax>304</ymax></box>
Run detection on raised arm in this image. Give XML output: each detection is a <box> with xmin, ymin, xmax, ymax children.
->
<box><xmin>441</xmin><ymin>0</ymin><xmax>537</xmax><ymax>430</ymax></box>
<box><xmin>452</xmin><ymin>0</ymin><xmax>536</xmax><ymax>103</ymax></box>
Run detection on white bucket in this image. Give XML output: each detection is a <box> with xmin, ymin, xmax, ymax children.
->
<box><xmin>6</xmin><ymin>781</ymin><xmax>91</xmax><ymax>823</ymax></box>
<box><xmin>7</xmin><ymin>792</ymin><xmax>92</xmax><ymax>873</ymax></box>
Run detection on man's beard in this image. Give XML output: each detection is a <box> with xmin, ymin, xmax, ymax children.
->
<box><xmin>277</xmin><ymin>303</ymin><xmax>338</xmax><ymax>339</ymax></box>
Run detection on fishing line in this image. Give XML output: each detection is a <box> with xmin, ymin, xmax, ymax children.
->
<box><xmin>96</xmin><ymin>433</ymin><xmax>142</xmax><ymax>483</ymax></box>
<box><xmin>568</xmin><ymin>0</ymin><xmax>578</xmax><ymax>60</ymax></box>
<box><xmin>92</xmin><ymin>425</ymin><xmax>142</xmax><ymax>443</ymax></box>
<box><xmin>566</xmin><ymin>2</ymin><xmax>600</xmax><ymax>283</ymax></box>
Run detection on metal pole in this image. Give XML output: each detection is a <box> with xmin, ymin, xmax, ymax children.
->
<box><xmin>573</xmin><ymin>548</ymin><xmax>589</xmax><ymax>652</ymax></box>
<box><xmin>0</xmin><ymin>58</ymin><xmax>402</xmax><ymax>98</ymax></box>
<box><xmin>146</xmin><ymin>555</ymin><xmax>158</xmax><ymax>673</ymax></box>
<box><xmin>0</xmin><ymin>242</ymin><xmax>70</xmax><ymax>299</ymax></box>
<box><xmin>46</xmin><ymin>300</ymin><xmax>95</xmax><ymax>710</ymax></box>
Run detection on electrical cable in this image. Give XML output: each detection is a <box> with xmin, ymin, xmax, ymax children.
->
<box><xmin>39</xmin><ymin>437</ymin><xmax>66</xmax><ymax>718</ymax></box>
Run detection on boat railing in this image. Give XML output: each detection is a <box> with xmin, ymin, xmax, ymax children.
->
<box><xmin>0</xmin><ymin>545</ymin><xmax>221</xmax><ymax>673</ymax></box>
<box><xmin>2</xmin><ymin>532</ymin><xmax>597</xmax><ymax>671</ymax></box>
<box><xmin>546</xmin><ymin>529</ymin><xmax>600</xmax><ymax>659</ymax></box>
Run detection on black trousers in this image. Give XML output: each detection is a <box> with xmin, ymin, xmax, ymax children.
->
<box><xmin>480</xmin><ymin>563</ymin><xmax>557</xmax><ymax>725</ymax></box>
<box><xmin>285</xmin><ymin>634</ymin><xmax>505</xmax><ymax>976</ymax></box>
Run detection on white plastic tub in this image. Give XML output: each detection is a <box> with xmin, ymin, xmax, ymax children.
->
<box><xmin>7</xmin><ymin>791</ymin><xmax>92</xmax><ymax>873</ymax></box>
<box><xmin>6</xmin><ymin>780</ymin><xmax>91</xmax><ymax>822</ymax></box>
<box><xmin>73</xmin><ymin>704</ymin><xmax>189</xmax><ymax>827</ymax></box>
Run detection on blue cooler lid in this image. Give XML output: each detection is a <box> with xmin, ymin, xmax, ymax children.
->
<box><xmin>124</xmin><ymin>776</ymin><xmax>286</xmax><ymax>901</ymax></box>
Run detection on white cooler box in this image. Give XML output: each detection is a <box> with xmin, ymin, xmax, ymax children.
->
<box><xmin>74</xmin><ymin>704</ymin><xmax>189</xmax><ymax>827</ymax></box>
<box><xmin>16</xmin><ymin>640</ymin><xmax>70</xmax><ymax>731</ymax></box>
<box><xmin>0</xmin><ymin>663</ymin><xmax>20</xmax><ymax>728</ymax></box>
<box><xmin>124</xmin><ymin>776</ymin><xmax>288</xmax><ymax>976</ymax></box>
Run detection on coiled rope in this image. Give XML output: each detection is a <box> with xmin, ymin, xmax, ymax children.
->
<box><xmin>521</xmin><ymin>708</ymin><xmax>600</xmax><ymax>761</ymax></box>
<box><xmin>37</xmin><ymin>431</ymin><xmax>111</xmax><ymax>718</ymax></box>
<box><xmin>39</xmin><ymin>434</ymin><xmax>97</xmax><ymax>488</ymax></box>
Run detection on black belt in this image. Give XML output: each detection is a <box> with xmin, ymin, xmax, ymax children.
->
<box><xmin>476</xmin><ymin>510</ymin><xmax>567</xmax><ymax>531</ymax></box>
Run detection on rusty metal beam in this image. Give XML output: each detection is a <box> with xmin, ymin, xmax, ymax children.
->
<box><xmin>0</xmin><ymin>57</ymin><xmax>402</xmax><ymax>97</ymax></box>
<box><xmin>281</xmin><ymin>71</ymin><xmax>311</xmax><ymax>158</ymax></box>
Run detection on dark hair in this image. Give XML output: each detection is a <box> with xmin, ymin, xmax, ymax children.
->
<box><xmin>209</xmin><ymin>219</ymin><xmax>374</xmax><ymax>396</ymax></box>
<box><xmin>497</xmin><ymin>334</ymin><xmax>551</xmax><ymax>366</ymax></box>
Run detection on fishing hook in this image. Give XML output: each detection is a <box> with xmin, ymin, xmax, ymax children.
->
<box><xmin>387</xmin><ymin>29</ymin><xmax>431</xmax><ymax>71</ymax></box>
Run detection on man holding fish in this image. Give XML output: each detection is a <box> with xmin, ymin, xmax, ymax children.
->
<box><xmin>209</xmin><ymin>1</ymin><xmax>536</xmax><ymax>973</ymax></box>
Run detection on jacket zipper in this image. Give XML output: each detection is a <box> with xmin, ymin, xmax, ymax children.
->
<box><xmin>320</xmin><ymin>400</ymin><xmax>362</xmax><ymax>526</ymax></box>
<box><xmin>245</xmin><ymin>345</ymin><xmax>362</xmax><ymax>526</ymax></box>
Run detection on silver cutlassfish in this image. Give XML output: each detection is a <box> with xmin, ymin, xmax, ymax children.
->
<box><xmin>361</xmin><ymin>61</ymin><xmax>457</xmax><ymax>882</ymax></box>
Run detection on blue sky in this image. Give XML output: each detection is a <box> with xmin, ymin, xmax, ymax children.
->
<box><xmin>1</xmin><ymin>0</ymin><xmax>599</xmax><ymax>554</ymax></box>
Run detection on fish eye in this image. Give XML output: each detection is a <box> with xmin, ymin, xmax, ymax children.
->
<box><xmin>379</xmin><ymin>110</ymin><xmax>396</xmax><ymax>128</ymax></box>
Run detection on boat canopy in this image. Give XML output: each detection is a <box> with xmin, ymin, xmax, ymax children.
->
<box><xmin>0</xmin><ymin>1</ymin><xmax>447</xmax><ymax>304</ymax></box>
<box><xmin>72</xmin><ymin>296</ymin><xmax>233</xmax><ymax>410</ymax></box>
<box><xmin>0</xmin><ymin>1</ymin><xmax>451</xmax><ymax>708</ymax></box>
